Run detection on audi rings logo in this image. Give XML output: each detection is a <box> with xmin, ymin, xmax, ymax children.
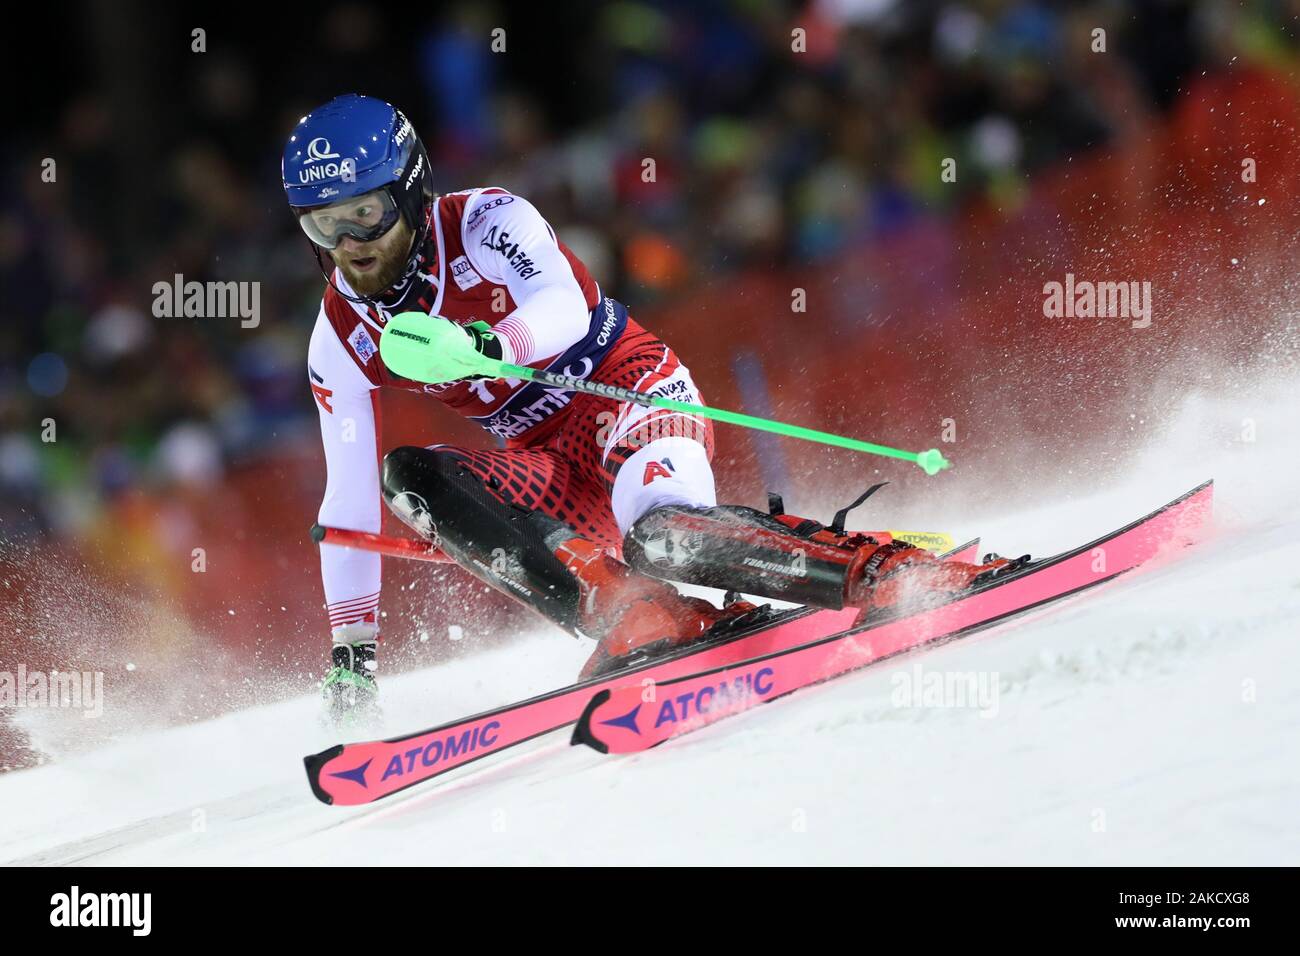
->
<box><xmin>389</xmin><ymin>491</ymin><xmax>439</xmax><ymax>544</ymax></box>
<box><xmin>305</xmin><ymin>137</ymin><xmax>341</xmax><ymax>163</ymax></box>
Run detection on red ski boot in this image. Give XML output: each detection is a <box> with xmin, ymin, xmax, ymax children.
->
<box><xmin>557</xmin><ymin>538</ymin><xmax>757</xmax><ymax>680</ymax></box>
<box><xmin>847</xmin><ymin>539</ymin><xmax>1022</xmax><ymax>616</ymax></box>
<box><xmin>623</xmin><ymin>501</ymin><xmax>1024</xmax><ymax>622</ymax></box>
<box><xmin>764</xmin><ymin>509</ymin><xmax>1021</xmax><ymax>615</ymax></box>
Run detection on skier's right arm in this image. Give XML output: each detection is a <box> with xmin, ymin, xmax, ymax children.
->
<box><xmin>307</xmin><ymin>311</ymin><xmax>383</xmax><ymax>638</ymax></box>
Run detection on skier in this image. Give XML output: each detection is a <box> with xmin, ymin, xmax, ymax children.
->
<box><xmin>283</xmin><ymin>94</ymin><xmax>1010</xmax><ymax>721</ymax></box>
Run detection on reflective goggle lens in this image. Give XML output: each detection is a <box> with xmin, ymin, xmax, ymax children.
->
<box><xmin>297</xmin><ymin>189</ymin><xmax>400</xmax><ymax>249</ymax></box>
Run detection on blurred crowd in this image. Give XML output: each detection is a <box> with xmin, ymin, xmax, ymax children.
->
<box><xmin>2</xmin><ymin>0</ymin><xmax>1298</xmax><ymax>545</ymax></box>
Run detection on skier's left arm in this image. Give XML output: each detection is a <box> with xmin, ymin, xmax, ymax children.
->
<box><xmin>462</xmin><ymin>193</ymin><xmax>592</xmax><ymax>365</ymax></box>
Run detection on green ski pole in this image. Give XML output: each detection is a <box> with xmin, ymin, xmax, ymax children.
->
<box><xmin>379</xmin><ymin>312</ymin><xmax>951</xmax><ymax>476</ymax></box>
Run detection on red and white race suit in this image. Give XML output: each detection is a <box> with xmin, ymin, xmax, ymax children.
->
<box><xmin>306</xmin><ymin>188</ymin><xmax>716</xmax><ymax>633</ymax></box>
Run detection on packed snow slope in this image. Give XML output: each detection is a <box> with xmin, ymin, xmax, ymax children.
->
<box><xmin>2</xmin><ymin>379</ymin><xmax>1298</xmax><ymax>866</ymax></box>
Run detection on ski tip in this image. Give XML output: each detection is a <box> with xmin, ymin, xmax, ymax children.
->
<box><xmin>303</xmin><ymin>744</ymin><xmax>345</xmax><ymax>805</ymax></box>
<box><xmin>571</xmin><ymin>690</ymin><xmax>612</xmax><ymax>754</ymax></box>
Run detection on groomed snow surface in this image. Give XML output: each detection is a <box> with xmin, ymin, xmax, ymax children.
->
<box><xmin>3</xmin><ymin>379</ymin><xmax>1298</xmax><ymax>865</ymax></box>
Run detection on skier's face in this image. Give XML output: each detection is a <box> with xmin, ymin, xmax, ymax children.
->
<box><xmin>329</xmin><ymin>216</ymin><xmax>415</xmax><ymax>297</ymax></box>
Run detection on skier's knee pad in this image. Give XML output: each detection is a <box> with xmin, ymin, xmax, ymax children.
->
<box><xmin>381</xmin><ymin>445</ymin><xmax>584</xmax><ymax>629</ymax></box>
<box><xmin>382</xmin><ymin>446</ymin><xmax>486</xmax><ymax>535</ymax></box>
<box><xmin>381</xmin><ymin>444</ymin><xmax>542</xmax><ymax>544</ymax></box>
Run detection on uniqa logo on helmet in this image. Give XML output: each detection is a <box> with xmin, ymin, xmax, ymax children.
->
<box><xmin>305</xmin><ymin>137</ymin><xmax>340</xmax><ymax>162</ymax></box>
<box><xmin>298</xmin><ymin>136</ymin><xmax>349</xmax><ymax>183</ymax></box>
<box><xmin>298</xmin><ymin>162</ymin><xmax>354</xmax><ymax>184</ymax></box>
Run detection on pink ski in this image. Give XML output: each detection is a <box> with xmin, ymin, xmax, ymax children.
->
<box><xmin>572</xmin><ymin>481</ymin><xmax>1213</xmax><ymax>755</ymax></box>
<box><xmin>305</xmin><ymin>540</ymin><xmax>980</xmax><ymax>805</ymax></box>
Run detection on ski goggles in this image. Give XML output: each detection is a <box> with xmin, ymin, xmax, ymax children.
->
<box><xmin>296</xmin><ymin>187</ymin><xmax>402</xmax><ymax>249</ymax></box>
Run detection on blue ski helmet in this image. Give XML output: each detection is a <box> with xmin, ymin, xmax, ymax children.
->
<box><xmin>282</xmin><ymin>94</ymin><xmax>433</xmax><ymax>251</ymax></box>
